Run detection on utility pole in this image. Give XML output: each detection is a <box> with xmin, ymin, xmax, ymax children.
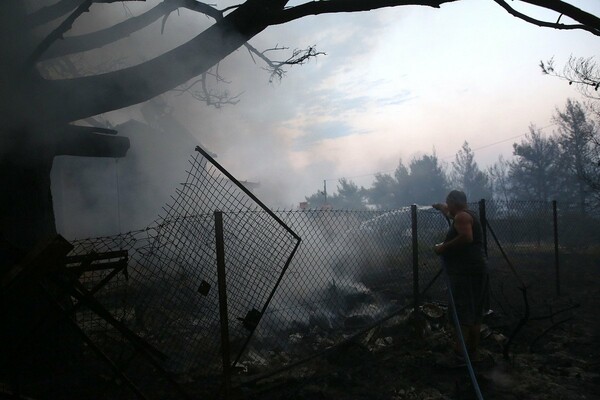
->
<box><xmin>323</xmin><ymin>179</ymin><xmax>328</xmax><ymax>206</ymax></box>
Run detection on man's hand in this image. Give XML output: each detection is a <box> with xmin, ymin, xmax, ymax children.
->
<box><xmin>432</xmin><ymin>203</ymin><xmax>449</xmax><ymax>214</ymax></box>
<box><xmin>434</xmin><ymin>242</ymin><xmax>445</xmax><ymax>254</ymax></box>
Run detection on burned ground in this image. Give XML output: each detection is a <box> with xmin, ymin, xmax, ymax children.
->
<box><xmin>221</xmin><ymin>253</ymin><xmax>600</xmax><ymax>400</ymax></box>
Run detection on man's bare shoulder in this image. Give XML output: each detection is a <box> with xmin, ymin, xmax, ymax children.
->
<box><xmin>454</xmin><ymin>210</ymin><xmax>473</xmax><ymax>223</ymax></box>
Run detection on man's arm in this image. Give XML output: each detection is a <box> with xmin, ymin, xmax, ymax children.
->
<box><xmin>432</xmin><ymin>203</ymin><xmax>449</xmax><ymax>217</ymax></box>
<box><xmin>434</xmin><ymin>211</ymin><xmax>473</xmax><ymax>254</ymax></box>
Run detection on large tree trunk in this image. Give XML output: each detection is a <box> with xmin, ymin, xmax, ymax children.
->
<box><xmin>0</xmin><ymin>145</ymin><xmax>56</xmax><ymax>266</ymax></box>
<box><xmin>0</xmin><ymin>128</ymin><xmax>129</xmax><ymax>393</ymax></box>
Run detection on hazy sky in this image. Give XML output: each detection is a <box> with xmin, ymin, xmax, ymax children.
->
<box><xmin>94</xmin><ymin>0</ymin><xmax>599</xmax><ymax>207</ymax></box>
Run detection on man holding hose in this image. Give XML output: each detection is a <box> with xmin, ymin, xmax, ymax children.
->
<box><xmin>433</xmin><ymin>190</ymin><xmax>489</xmax><ymax>362</ymax></box>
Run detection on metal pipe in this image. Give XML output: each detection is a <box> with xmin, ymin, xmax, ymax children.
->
<box><xmin>411</xmin><ymin>204</ymin><xmax>419</xmax><ymax>309</ymax></box>
<box><xmin>478</xmin><ymin>199</ymin><xmax>488</xmax><ymax>258</ymax></box>
<box><xmin>215</xmin><ymin>211</ymin><xmax>231</xmax><ymax>399</ymax></box>
<box><xmin>553</xmin><ymin>200</ymin><xmax>560</xmax><ymax>297</ymax></box>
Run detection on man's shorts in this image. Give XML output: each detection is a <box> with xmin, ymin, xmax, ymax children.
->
<box><xmin>447</xmin><ymin>272</ymin><xmax>489</xmax><ymax>326</ymax></box>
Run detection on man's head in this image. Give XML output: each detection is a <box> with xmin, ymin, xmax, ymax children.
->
<box><xmin>446</xmin><ymin>190</ymin><xmax>467</xmax><ymax>217</ymax></box>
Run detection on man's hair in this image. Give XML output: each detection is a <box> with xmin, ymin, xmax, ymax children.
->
<box><xmin>446</xmin><ymin>190</ymin><xmax>467</xmax><ymax>206</ymax></box>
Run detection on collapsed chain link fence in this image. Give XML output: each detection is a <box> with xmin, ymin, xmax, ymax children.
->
<box><xmin>63</xmin><ymin>147</ymin><xmax>600</xmax><ymax>398</ymax></box>
<box><xmin>68</xmin><ymin>148</ymin><xmax>300</xmax><ymax>398</ymax></box>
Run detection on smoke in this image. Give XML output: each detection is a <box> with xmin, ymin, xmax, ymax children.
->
<box><xmin>35</xmin><ymin>0</ymin><xmax>596</xmax><ymax>239</ymax></box>
<box><xmin>42</xmin><ymin>0</ymin><xmax>392</xmax><ymax>238</ymax></box>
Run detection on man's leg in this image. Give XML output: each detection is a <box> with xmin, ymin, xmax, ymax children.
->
<box><xmin>454</xmin><ymin>324</ymin><xmax>481</xmax><ymax>356</ymax></box>
<box><xmin>467</xmin><ymin>324</ymin><xmax>481</xmax><ymax>356</ymax></box>
<box><xmin>455</xmin><ymin>324</ymin><xmax>470</xmax><ymax>356</ymax></box>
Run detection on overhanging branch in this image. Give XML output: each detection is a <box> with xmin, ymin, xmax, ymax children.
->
<box><xmin>34</xmin><ymin>0</ymin><xmax>290</xmax><ymax>126</ymax></box>
<box><xmin>28</xmin><ymin>0</ymin><xmax>94</xmax><ymax>67</ymax></box>
<box><xmin>28</xmin><ymin>0</ymin><xmax>148</xmax><ymax>66</ymax></box>
<box><xmin>24</xmin><ymin>0</ymin><xmax>146</xmax><ymax>30</ymax></box>
<box><xmin>27</xmin><ymin>0</ymin><xmax>600</xmax><ymax>128</ymax></box>
<box><xmin>520</xmin><ymin>0</ymin><xmax>600</xmax><ymax>34</ymax></box>
<box><xmin>494</xmin><ymin>0</ymin><xmax>600</xmax><ymax>36</ymax></box>
<box><xmin>270</xmin><ymin>0</ymin><xmax>458</xmax><ymax>25</ymax></box>
<box><xmin>24</xmin><ymin>0</ymin><xmax>81</xmax><ymax>29</ymax></box>
<box><xmin>245</xmin><ymin>43</ymin><xmax>325</xmax><ymax>82</ymax></box>
<box><xmin>40</xmin><ymin>0</ymin><xmax>223</xmax><ymax>61</ymax></box>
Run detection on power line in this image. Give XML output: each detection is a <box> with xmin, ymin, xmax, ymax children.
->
<box><xmin>440</xmin><ymin>123</ymin><xmax>555</xmax><ymax>160</ymax></box>
<box><xmin>324</xmin><ymin>123</ymin><xmax>556</xmax><ymax>183</ymax></box>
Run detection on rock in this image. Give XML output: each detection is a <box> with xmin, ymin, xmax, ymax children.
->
<box><xmin>374</xmin><ymin>337</ymin><xmax>393</xmax><ymax>348</ymax></box>
<box><xmin>420</xmin><ymin>303</ymin><xmax>445</xmax><ymax>320</ymax></box>
<box><xmin>289</xmin><ymin>332</ymin><xmax>303</xmax><ymax>344</ymax></box>
<box><xmin>490</xmin><ymin>332</ymin><xmax>507</xmax><ymax>344</ymax></box>
<box><xmin>419</xmin><ymin>388</ymin><xmax>447</xmax><ymax>400</ymax></box>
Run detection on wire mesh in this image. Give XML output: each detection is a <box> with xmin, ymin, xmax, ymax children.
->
<box><xmin>245</xmin><ymin>208</ymin><xmax>417</xmax><ymax>371</ymax></box>
<box><xmin>68</xmin><ymin>149</ymin><xmax>300</xmax><ymax>398</ymax></box>
<box><xmin>556</xmin><ymin>203</ymin><xmax>600</xmax><ymax>252</ymax></box>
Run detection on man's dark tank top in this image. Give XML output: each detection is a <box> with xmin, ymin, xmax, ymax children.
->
<box><xmin>443</xmin><ymin>209</ymin><xmax>487</xmax><ymax>275</ymax></box>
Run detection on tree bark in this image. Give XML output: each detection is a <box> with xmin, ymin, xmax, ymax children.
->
<box><xmin>0</xmin><ymin>149</ymin><xmax>56</xmax><ymax>263</ymax></box>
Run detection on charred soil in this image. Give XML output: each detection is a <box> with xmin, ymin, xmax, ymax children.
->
<box><xmin>232</xmin><ymin>255</ymin><xmax>600</xmax><ymax>400</ymax></box>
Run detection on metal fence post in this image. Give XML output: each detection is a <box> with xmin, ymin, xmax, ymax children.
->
<box><xmin>411</xmin><ymin>204</ymin><xmax>419</xmax><ymax>309</ymax></box>
<box><xmin>214</xmin><ymin>211</ymin><xmax>231</xmax><ymax>398</ymax></box>
<box><xmin>552</xmin><ymin>200</ymin><xmax>560</xmax><ymax>297</ymax></box>
<box><xmin>478</xmin><ymin>199</ymin><xmax>488</xmax><ymax>258</ymax></box>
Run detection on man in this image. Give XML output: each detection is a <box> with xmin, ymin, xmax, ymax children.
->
<box><xmin>433</xmin><ymin>190</ymin><xmax>488</xmax><ymax>361</ymax></box>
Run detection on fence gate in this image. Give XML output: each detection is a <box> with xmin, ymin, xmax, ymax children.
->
<box><xmin>70</xmin><ymin>146</ymin><xmax>300</xmax><ymax>398</ymax></box>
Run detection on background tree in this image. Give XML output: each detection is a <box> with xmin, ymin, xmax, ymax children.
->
<box><xmin>1</xmin><ymin>0</ymin><xmax>600</xmax><ymax>256</ymax></box>
<box><xmin>405</xmin><ymin>153</ymin><xmax>448</xmax><ymax>205</ymax></box>
<box><xmin>305</xmin><ymin>178</ymin><xmax>367</xmax><ymax>209</ymax></box>
<box><xmin>449</xmin><ymin>141</ymin><xmax>492</xmax><ymax>201</ymax></box>
<box><xmin>508</xmin><ymin>126</ymin><xmax>562</xmax><ymax>201</ymax></box>
<box><xmin>304</xmin><ymin>188</ymin><xmax>327</xmax><ymax>209</ymax></box>
<box><xmin>367</xmin><ymin>162</ymin><xmax>410</xmax><ymax>209</ymax></box>
<box><xmin>554</xmin><ymin>99</ymin><xmax>597</xmax><ymax>212</ymax></box>
<box><xmin>330</xmin><ymin>178</ymin><xmax>368</xmax><ymax>210</ymax></box>
<box><xmin>488</xmin><ymin>155</ymin><xmax>512</xmax><ymax>202</ymax></box>
<box><xmin>365</xmin><ymin>154</ymin><xmax>447</xmax><ymax>208</ymax></box>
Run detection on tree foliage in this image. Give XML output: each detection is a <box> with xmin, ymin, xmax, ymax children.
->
<box><xmin>554</xmin><ymin>99</ymin><xmax>599</xmax><ymax>208</ymax></box>
<box><xmin>488</xmin><ymin>155</ymin><xmax>512</xmax><ymax>202</ymax></box>
<box><xmin>450</xmin><ymin>141</ymin><xmax>492</xmax><ymax>201</ymax></box>
<box><xmin>365</xmin><ymin>154</ymin><xmax>448</xmax><ymax>208</ymax></box>
<box><xmin>406</xmin><ymin>154</ymin><xmax>448</xmax><ymax>205</ymax></box>
<box><xmin>367</xmin><ymin>163</ymin><xmax>410</xmax><ymax>209</ymax></box>
<box><xmin>508</xmin><ymin>126</ymin><xmax>561</xmax><ymax>202</ymax></box>
<box><xmin>305</xmin><ymin>178</ymin><xmax>367</xmax><ymax>209</ymax></box>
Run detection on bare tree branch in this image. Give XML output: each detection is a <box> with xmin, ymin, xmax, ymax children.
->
<box><xmin>519</xmin><ymin>0</ymin><xmax>600</xmax><ymax>34</ymax></box>
<box><xmin>24</xmin><ymin>0</ymin><xmax>81</xmax><ymax>29</ymax></box>
<box><xmin>28</xmin><ymin>0</ymin><xmax>289</xmax><ymax>128</ymax></box>
<box><xmin>494</xmin><ymin>0</ymin><xmax>600</xmax><ymax>36</ymax></box>
<box><xmin>40</xmin><ymin>0</ymin><xmax>222</xmax><ymax>61</ymax></box>
<box><xmin>24</xmin><ymin>0</ymin><xmax>148</xmax><ymax>29</ymax></box>
<box><xmin>20</xmin><ymin>0</ymin><xmax>600</xmax><ymax>129</ymax></box>
<box><xmin>540</xmin><ymin>56</ymin><xmax>600</xmax><ymax>100</ymax></box>
<box><xmin>270</xmin><ymin>0</ymin><xmax>457</xmax><ymax>25</ymax></box>
<box><xmin>27</xmin><ymin>0</ymin><xmax>94</xmax><ymax>67</ymax></box>
<box><xmin>193</xmin><ymin>73</ymin><xmax>243</xmax><ymax>108</ymax></box>
<box><xmin>171</xmin><ymin>68</ymin><xmax>242</xmax><ymax>108</ymax></box>
<box><xmin>244</xmin><ymin>43</ymin><xmax>325</xmax><ymax>82</ymax></box>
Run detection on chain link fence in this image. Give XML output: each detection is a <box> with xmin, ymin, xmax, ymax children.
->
<box><xmin>67</xmin><ymin>148</ymin><xmax>300</xmax><ymax>398</ymax></box>
<box><xmin>57</xmin><ymin>147</ymin><xmax>600</xmax><ymax>398</ymax></box>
